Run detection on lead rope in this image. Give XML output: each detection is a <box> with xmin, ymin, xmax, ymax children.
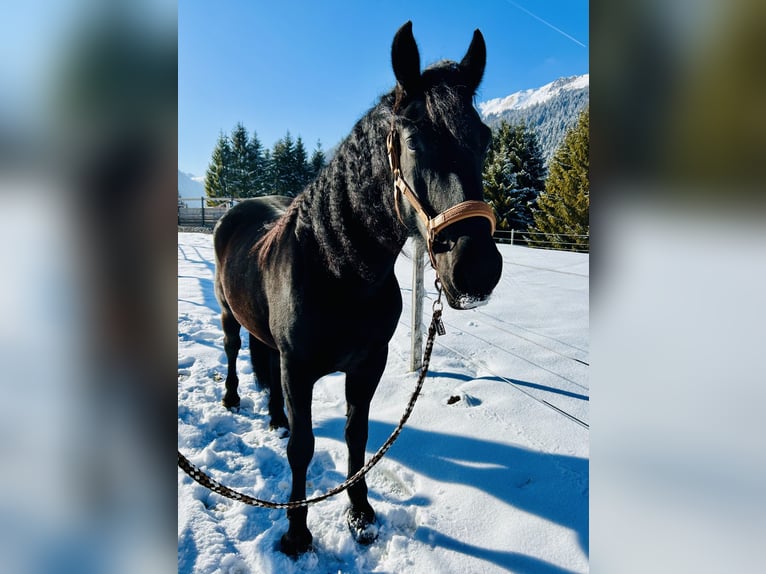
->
<box><xmin>177</xmin><ymin>280</ymin><xmax>446</xmax><ymax>509</ymax></box>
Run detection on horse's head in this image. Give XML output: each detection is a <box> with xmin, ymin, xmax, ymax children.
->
<box><xmin>387</xmin><ymin>21</ymin><xmax>502</xmax><ymax>310</ymax></box>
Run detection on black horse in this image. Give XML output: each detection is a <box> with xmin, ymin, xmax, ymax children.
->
<box><xmin>213</xmin><ymin>22</ymin><xmax>502</xmax><ymax>555</ymax></box>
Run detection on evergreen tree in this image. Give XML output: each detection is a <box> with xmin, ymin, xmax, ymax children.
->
<box><xmin>530</xmin><ymin>108</ymin><xmax>589</xmax><ymax>251</ymax></box>
<box><xmin>247</xmin><ymin>130</ymin><xmax>268</xmax><ymax>197</ymax></box>
<box><xmin>205</xmin><ymin>124</ymin><xmax>270</xmax><ymax>200</ymax></box>
<box><xmin>309</xmin><ymin>139</ymin><xmax>327</xmax><ymax>179</ymax></box>
<box><xmin>261</xmin><ymin>148</ymin><xmax>273</xmax><ymax>195</ymax></box>
<box><xmin>229</xmin><ymin>122</ymin><xmax>251</xmax><ymax>197</ymax></box>
<box><xmin>206</xmin><ymin>125</ymin><xmax>316</xmax><ymax>201</ymax></box>
<box><xmin>228</xmin><ymin>123</ymin><xmax>271</xmax><ymax>198</ymax></box>
<box><xmin>482</xmin><ymin>121</ymin><xmax>546</xmax><ymax>233</ymax></box>
<box><xmin>293</xmin><ymin>135</ymin><xmax>311</xmax><ymax>192</ymax></box>
<box><xmin>204</xmin><ymin>132</ymin><xmax>233</xmax><ymax>201</ymax></box>
<box><xmin>270</xmin><ymin>131</ymin><xmax>296</xmax><ymax>197</ymax></box>
<box><xmin>270</xmin><ymin>131</ymin><xmax>314</xmax><ymax>197</ymax></box>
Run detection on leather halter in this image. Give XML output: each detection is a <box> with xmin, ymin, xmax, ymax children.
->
<box><xmin>386</xmin><ymin>127</ymin><xmax>496</xmax><ymax>267</ymax></box>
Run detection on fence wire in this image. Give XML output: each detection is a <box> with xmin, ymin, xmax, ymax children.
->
<box><xmin>178</xmin><ymin>199</ymin><xmax>590</xmax><ymax>253</ymax></box>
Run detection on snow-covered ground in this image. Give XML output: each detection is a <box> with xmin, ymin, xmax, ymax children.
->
<box><xmin>178</xmin><ymin>232</ymin><xmax>589</xmax><ymax>573</ymax></box>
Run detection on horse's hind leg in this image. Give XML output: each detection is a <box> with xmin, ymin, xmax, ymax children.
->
<box><xmin>220</xmin><ymin>305</ymin><xmax>242</xmax><ymax>409</ymax></box>
<box><xmin>344</xmin><ymin>346</ymin><xmax>387</xmax><ymax>545</ymax></box>
<box><xmin>249</xmin><ymin>334</ymin><xmax>288</xmax><ymax>430</ymax></box>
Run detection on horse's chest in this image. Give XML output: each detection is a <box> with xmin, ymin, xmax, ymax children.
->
<box><xmin>294</xmin><ymin>284</ymin><xmax>402</xmax><ymax>367</ymax></box>
<box><xmin>324</xmin><ymin>292</ymin><xmax>400</xmax><ymax>343</ymax></box>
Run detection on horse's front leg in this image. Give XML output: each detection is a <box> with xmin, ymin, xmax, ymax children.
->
<box><xmin>344</xmin><ymin>346</ymin><xmax>387</xmax><ymax>545</ymax></box>
<box><xmin>279</xmin><ymin>361</ymin><xmax>316</xmax><ymax>556</ymax></box>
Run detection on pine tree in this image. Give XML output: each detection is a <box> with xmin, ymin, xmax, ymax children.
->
<box><xmin>530</xmin><ymin>108</ymin><xmax>589</xmax><ymax>251</ymax></box>
<box><xmin>204</xmin><ymin>124</ymin><xmax>270</xmax><ymax>200</ymax></box>
<box><xmin>261</xmin><ymin>148</ymin><xmax>273</xmax><ymax>195</ymax></box>
<box><xmin>310</xmin><ymin>140</ymin><xmax>327</xmax><ymax>179</ymax></box>
<box><xmin>270</xmin><ymin>131</ymin><xmax>314</xmax><ymax>197</ymax></box>
<box><xmin>270</xmin><ymin>131</ymin><xmax>296</xmax><ymax>197</ymax></box>
<box><xmin>229</xmin><ymin>122</ymin><xmax>251</xmax><ymax>198</ymax></box>
<box><xmin>204</xmin><ymin>132</ymin><xmax>233</xmax><ymax>202</ymax></box>
<box><xmin>247</xmin><ymin>130</ymin><xmax>268</xmax><ymax>197</ymax></box>
<box><xmin>293</xmin><ymin>135</ymin><xmax>311</xmax><ymax>192</ymax></box>
<box><xmin>482</xmin><ymin>121</ymin><xmax>546</xmax><ymax>233</ymax></box>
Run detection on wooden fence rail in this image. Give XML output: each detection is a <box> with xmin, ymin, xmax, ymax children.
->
<box><xmin>178</xmin><ymin>198</ymin><xmax>238</xmax><ymax>227</ymax></box>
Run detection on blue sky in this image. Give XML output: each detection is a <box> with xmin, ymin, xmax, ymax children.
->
<box><xmin>179</xmin><ymin>1</ymin><xmax>588</xmax><ymax>177</ymax></box>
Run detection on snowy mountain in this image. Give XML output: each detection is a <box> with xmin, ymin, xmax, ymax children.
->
<box><xmin>479</xmin><ymin>74</ymin><xmax>589</xmax><ymax>117</ymax></box>
<box><xmin>478</xmin><ymin>74</ymin><xmax>589</xmax><ymax>166</ymax></box>
<box><xmin>178</xmin><ymin>169</ymin><xmax>205</xmax><ymax>199</ymax></box>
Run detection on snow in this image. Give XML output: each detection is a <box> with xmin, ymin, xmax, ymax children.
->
<box><xmin>178</xmin><ymin>232</ymin><xmax>589</xmax><ymax>573</ymax></box>
<box><xmin>478</xmin><ymin>74</ymin><xmax>590</xmax><ymax>118</ymax></box>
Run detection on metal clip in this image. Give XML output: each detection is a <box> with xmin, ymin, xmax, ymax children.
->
<box><xmin>434</xmin><ymin>314</ymin><xmax>446</xmax><ymax>336</ymax></box>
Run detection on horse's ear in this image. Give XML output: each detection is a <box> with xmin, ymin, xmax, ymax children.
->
<box><xmin>391</xmin><ymin>21</ymin><xmax>422</xmax><ymax>95</ymax></box>
<box><xmin>459</xmin><ymin>29</ymin><xmax>486</xmax><ymax>94</ymax></box>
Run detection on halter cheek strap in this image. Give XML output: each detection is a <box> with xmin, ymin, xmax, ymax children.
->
<box><xmin>386</xmin><ymin>128</ymin><xmax>496</xmax><ymax>267</ymax></box>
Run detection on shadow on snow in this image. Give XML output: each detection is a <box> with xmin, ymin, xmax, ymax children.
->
<box><xmin>313</xmin><ymin>417</ymin><xmax>589</xmax><ymax>573</ymax></box>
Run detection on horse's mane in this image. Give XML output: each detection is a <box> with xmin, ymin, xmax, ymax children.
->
<box><xmin>255</xmin><ymin>60</ymin><xmax>475</xmax><ymax>280</ymax></box>
<box><xmin>254</xmin><ymin>196</ymin><xmax>302</xmax><ymax>268</ymax></box>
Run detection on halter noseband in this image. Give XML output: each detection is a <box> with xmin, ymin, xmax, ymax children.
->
<box><xmin>386</xmin><ymin>126</ymin><xmax>496</xmax><ymax>268</ymax></box>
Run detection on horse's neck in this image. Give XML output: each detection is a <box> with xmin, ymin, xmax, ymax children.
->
<box><xmin>296</xmin><ymin>111</ymin><xmax>406</xmax><ymax>283</ymax></box>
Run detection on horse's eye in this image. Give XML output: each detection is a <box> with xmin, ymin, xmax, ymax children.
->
<box><xmin>405</xmin><ymin>137</ymin><xmax>416</xmax><ymax>152</ymax></box>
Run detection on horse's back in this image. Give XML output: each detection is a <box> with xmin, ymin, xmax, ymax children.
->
<box><xmin>213</xmin><ymin>195</ymin><xmax>293</xmax><ymax>259</ymax></box>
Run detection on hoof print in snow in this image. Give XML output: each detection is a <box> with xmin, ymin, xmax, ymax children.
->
<box><xmin>446</xmin><ymin>393</ymin><xmax>481</xmax><ymax>407</ymax></box>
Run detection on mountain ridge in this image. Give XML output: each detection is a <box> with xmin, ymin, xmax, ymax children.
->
<box><xmin>178</xmin><ymin>170</ymin><xmax>205</xmax><ymax>199</ymax></box>
<box><xmin>478</xmin><ymin>74</ymin><xmax>589</xmax><ymax>166</ymax></box>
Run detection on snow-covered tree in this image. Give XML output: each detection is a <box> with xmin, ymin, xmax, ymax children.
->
<box><xmin>205</xmin><ymin>124</ymin><xmax>270</xmax><ymax>200</ymax></box>
<box><xmin>482</xmin><ymin>121</ymin><xmax>546</xmax><ymax>233</ymax></box>
<box><xmin>530</xmin><ymin>108</ymin><xmax>589</xmax><ymax>251</ymax></box>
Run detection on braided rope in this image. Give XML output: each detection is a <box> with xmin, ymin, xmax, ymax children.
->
<box><xmin>178</xmin><ymin>286</ymin><xmax>444</xmax><ymax>509</ymax></box>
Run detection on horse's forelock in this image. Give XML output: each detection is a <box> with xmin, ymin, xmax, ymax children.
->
<box><xmin>397</xmin><ymin>61</ymin><xmax>480</xmax><ymax>149</ymax></box>
<box><xmin>427</xmin><ymin>85</ymin><xmax>472</xmax><ymax>144</ymax></box>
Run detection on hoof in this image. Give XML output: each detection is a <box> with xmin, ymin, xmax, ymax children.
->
<box><xmin>347</xmin><ymin>507</ymin><xmax>379</xmax><ymax>546</ymax></box>
<box><xmin>280</xmin><ymin>528</ymin><xmax>313</xmax><ymax>556</ymax></box>
<box><xmin>222</xmin><ymin>395</ymin><xmax>240</xmax><ymax>409</ymax></box>
<box><xmin>269</xmin><ymin>425</ymin><xmax>289</xmax><ymax>439</ymax></box>
<box><xmin>269</xmin><ymin>414</ymin><xmax>290</xmax><ymax>433</ymax></box>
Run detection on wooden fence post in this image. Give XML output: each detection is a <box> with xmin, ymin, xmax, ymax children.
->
<box><xmin>410</xmin><ymin>240</ymin><xmax>425</xmax><ymax>372</ymax></box>
<box><xmin>200</xmin><ymin>197</ymin><xmax>206</xmax><ymax>226</ymax></box>
<box><xmin>510</xmin><ymin>229</ymin><xmax>515</xmax><ymax>245</ymax></box>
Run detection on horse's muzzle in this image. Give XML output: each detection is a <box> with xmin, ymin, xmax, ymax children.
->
<box><xmin>437</xmin><ymin>234</ymin><xmax>502</xmax><ymax>310</ymax></box>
